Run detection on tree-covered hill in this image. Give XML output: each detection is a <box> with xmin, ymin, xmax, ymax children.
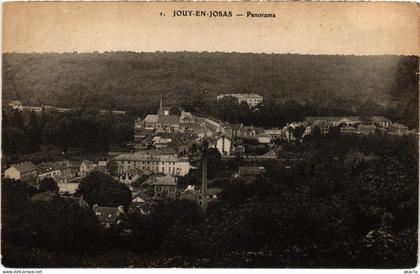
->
<box><xmin>3</xmin><ymin>52</ymin><xmax>418</xmax><ymax>112</ymax></box>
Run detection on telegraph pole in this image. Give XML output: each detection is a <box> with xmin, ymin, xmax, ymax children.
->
<box><xmin>201</xmin><ymin>138</ymin><xmax>208</xmax><ymax>214</ymax></box>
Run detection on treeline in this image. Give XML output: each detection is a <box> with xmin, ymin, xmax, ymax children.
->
<box><xmin>2</xmin><ymin>107</ymin><xmax>134</xmax><ymax>155</ymax></box>
<box><xmin>3</xmin><ymin>52</ymin><xmax>418</xmax><ymax>113</ymax></box>
<box><xmin>182</xmin><ymin>96</ymin><xmax>418</xmax><ymax>129</ymax></box>
<box><xmin>2</xmin><ymin>135</ymin><xmax>417</xmax><ymax>267</ymax></box>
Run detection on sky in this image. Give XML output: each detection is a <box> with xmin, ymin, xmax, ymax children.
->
<box><xmin>3</xmin><ymin>2</ymin><xmax>419</xmax><ymax>55</ymax></box>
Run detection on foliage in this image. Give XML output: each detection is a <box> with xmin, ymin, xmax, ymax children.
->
<box><xmin>2</xmin><ymin>106</ymin><xmax>134</xmax><ymax>155</ymax></box>
<box><xmin>106</xmin><ymin>160</ymin><xmax>118</xmax><ymax>176</ymax></box>
<box><xmin>75</xmin><ymin>171</ymin><xmax>132</xmax><ymax>208</ymax></box>
<box><xmin>38</xmin><ymin>177</ymin><xmax>59</xmax><ymax>193</ymax></box>
<box><xmin>1</xmin><ymin>179</ymin><xmax>103</xmax><ymax>254</ymax></box>
<box><xmin>3</xmin><ymin>52</ymin><xmax>418</xmax><ymax>129</ymax></box>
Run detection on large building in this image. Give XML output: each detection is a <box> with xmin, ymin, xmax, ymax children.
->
<box><xmin>216</xmin><ymin>93</ymin><xmax>263</xmax><ymax>107</ymax></box>
<box><xmin>304</xmin><ymin>116</ymin><xmax>392</xmax><ymax>128</ymax></box>
<box><xmin>137</xmin><ymin>96</ymin><xmax>194</xmax><ymax>133</ymax></box>
<box><xmin>142</xmin><ymin>174</ymin><xmax>177</xmax><ymax>200</ymax></box>
<box><xmin>9</xmin><ymin>100</ymin><xmax>23</xmax><ymax>111</ymax></box>
<box><xmin>4</xmin><ymin>162</ymin><xmax>39</xmax><ymax>181</ymax></box>
<box><xmin>114</xmin><ymin>148</ymin><xmax>192</xmax><ymax>176</ymax></box>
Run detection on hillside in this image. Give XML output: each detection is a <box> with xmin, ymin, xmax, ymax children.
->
<box><xmin>3</xmin><ymin>52</ymin><xmax>418</xmax><ymax>112</ymax></box>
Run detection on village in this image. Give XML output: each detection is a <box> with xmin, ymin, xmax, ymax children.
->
<box><xmin>3</xmin><ymin>95</ymin><xmax>415</xmax><ymax>228</ymax></box>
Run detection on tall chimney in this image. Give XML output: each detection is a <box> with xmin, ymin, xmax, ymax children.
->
<box><xmin>201</xmin><ymin>139</ymin><xmax>208</xmax><ymax>214</ymax></box>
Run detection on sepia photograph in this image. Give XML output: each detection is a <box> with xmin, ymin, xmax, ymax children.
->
<box><xmin>1</xmin><ymin>1</ymin><xmax>419</xmax><ymax>269</ymax></box>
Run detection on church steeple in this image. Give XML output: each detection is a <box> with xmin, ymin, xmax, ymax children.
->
<box><xmin>158</xmin><ymin>95</ymin><xmax>164</xmax><ymax>116</ymax></box>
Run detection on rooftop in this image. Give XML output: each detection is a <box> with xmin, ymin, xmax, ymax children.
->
<box><xmin>114</xmin><ymin>148</ymin><xmax>182</xmax><ymax>162</ymax></box>
<box><xmin>10</xmin><ymin>162</ymin><xmax>38</xmax><ymax>173</ymax></box>
<box><xmin>144</xmin><ymin>114</ymin><xmax>158</xmax><ymax>123</ymax></box>
<box><xmin>132</xmin><ymin>191</ymin><xmax>152</xmax><ymax>202</ymax></box>
<box><xmin>38</xmin><ymin>162</ymin><xmax>65</xmax><ymax>174</ymax></box>
<box><xmin>9</xmin><ymin>100</ymin><xmax>23</xmax><ymax>105</ymax></box>
<box><xmin>94</xmin><ymin>205</ymin><xmax>123</xmax><ymax>224</ymax></box>
<box><xmin>218</xmin><ymin>93</ymin><xmax>263</xmax><ymax>99</ymax></box>
<box><xmin>123</xmin><ymin>168</ymin><xmax>145</xmax><ymax>176</ymax></box>
<box><xmin>157</xmin><ymin>115</ymin><xmax>181</xmax><ymax>125</ymax></box>
<box><xmin>238</xmin><ymin>166</ymin><xmax>265</xmax><ymax>175</ymax></box>
<box><xmin>144</xmin><ymin>174</ymin><xmax>177</xmax><ymax>186</ymax></box>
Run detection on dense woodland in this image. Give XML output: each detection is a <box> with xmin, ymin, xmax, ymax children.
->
<box><xmin>3</xmin><ymin>52</ymin><xmax>418</xmax><ymax>112</ymax></box>
<box><xmin>2</xmin><ymin>134</ymin><xmax>417</xmax><ymax>267</ymax></box>
<box><xmin>2</xmin><ymin>106</ymin><xmax>134</xmax><ymax>164</ymax></box>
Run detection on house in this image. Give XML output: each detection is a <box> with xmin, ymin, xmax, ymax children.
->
<box><xmin>119</xmin><ymin>168</ymin><xmax>144</xmax><ymax>184</ymax></box>
<box><xmin>233</xmin><ymin>166</ymin><xmax>266</xmax><ymax>184</ymax></box>
<box><xmin>98</xmin><ymin>158</ymin><xmax>108</xmax><ymax>167</ymax></box>
<box><xmin>370</xmin><ymin>116</ymin><xmax>392</xmax><ymax>128</ymax></box>
<box><xmin>59</xmin><ymin>161</ymin><xmax>82</xmax><ymax>182</ymax></box>
<box><xmin>9</xmin><ymin>100</ymin><xmax>23</xmax><ymax>111</ymax></box>
<box><xmin>4</xmin><ymin>162</ymin><xmax>39</xmax><ymax>181</ymax></box>
<box><xmin>142</xmin><ymin>174</ymin><xmax>177</xmax><ymax>200</ymax></box>
<box><xmin>68</xmin><ymin>161</ymin><xmax>82</xmax><ymax>178</ymax></box>
<box><xmin>80</xmin><ymin>160</ymin><xmax>95</xmax><ymax>177</ymax></box>
<box><xmin>239</xmin><ymin>126</ymin><xmax>258</xmax><ymax>138</ymax></box>
<box><xmin>311</xmin><ymin>122</ymin><xmax>330</xmax><ymax>135</ymax></box>
<box><xmin>357</xmin><ymin>124</ymin><xmax>377</xmax><ymax>135</ymax></box>
<box><xmin>149</xmin><ymin>132</ymin><xmax>195</xmax><ymax>157</ymax></box>
<box><xmin>180</xmin><ymin>111</ymin><xmax>194</xmax><ymax>124</ymax></box>
<box><xmin>93</xmin><ymin>204</ymin><xmax>124</xmax><ymax>228</ymax></box>
<box><xmin>130</xmin><ymin>191</ymin><xmax>155</xmax><ymax>215</ymax></box>
<box><xmin>305</xmin><ymin>116</ymin><xmax>361</xmax><ymax>127</ymax></box>
<box><xmin>216</xmin><ymin>93</ymin><xmax>263</xmax><ymax>107</ymax></box>
<box><xmin>389</xmin><ymin>123</ymin><xmax>409</xmax><ymax>135</ymax></box>
<box><xmin>180</xmin><ymin>185</ymin><xmax>222</xmax><ymax>205</ymax></box>
<box><xmin>238</xmin><ymin>166</ymin><xmax>265</xmax><ymax>176</ymax></box>
<box><xmin>216</xmin><ymin>135</ymin><xmax>232</xmax><ymax>156</ymax></box>
<box><xmin>232</xmin><ymin>145</ymin><xmax>246</xmax><ymax>156</ymax></box>
<box><xmin>263</xmin><ymin>128</ymin><xmax>283</xmax><ymax>141</ymax></box>
<box><xmin>341</xmin><ymin>126</ymin><xmax>357</xmax><ymax>134</ymax></box>
<box><xmin>179</xmin><ymin>185</ymin><xmax>200</xmax><ymax>202</ymax></box>
<box><xmin>114</xmin><ymin>148</ymin><xmax>191</xmax><ymax>176</ymax></box>
<box><xmin>257</xmin><ymin>134</ymin><xmax>271</xmax><ymax>144</ymax></box>
<box><xmin>132</xmin><ymin>191</ymin><xmax>152</xmax><ymax>204</ymax></box>
<box><xmin>134</xmin><ymin>127</ymin><xmax>155</xmax><ymax>142</ymax></box>
<box><xmin>38</xmin><ymin>162</ymin><xmax>65</xmax><ymax>183</ymax></box>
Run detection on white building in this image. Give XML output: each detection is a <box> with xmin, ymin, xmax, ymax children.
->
<box><xmin>216</xmin><ymin>94</ymin><xmax>263</xmax><ymax>107</ymax></box>
<box><xmin>4</xmin><ymin>162</ymin><xmax>39</xmax><ymax>181</ymax></box>
<box><xmin>9</xmin><ymin>100</ymin><xmax>23</xmax><ymax>111</ymax></box>
<box><xmin>257</xmin><ymin>135</ymin><xmax>271</xmax><ymax>144</ymax></box>
<box><xmin>37</xmin><ymin>162</ymin><xmax>63</xmax><ymax>182</ymax></box>
<box><xmin>80</xmin><ymin>160</ymin><xmax>95</xmax><ymax>177</ymax></box>
<box><xmin>216</xmin><ymin>136</ymin><xmax>232</xmax><ymax>156</ymax></box>
<box><xmin>114</xmin><ymin>149</ymin><xmax>191</xmax><ymax>176</ymax></box>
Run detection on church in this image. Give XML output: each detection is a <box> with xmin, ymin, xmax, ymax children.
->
<box><xmin>140</xmin><ymin>96</ymin><xmax>194</xmax><ymax>133</ymax></box>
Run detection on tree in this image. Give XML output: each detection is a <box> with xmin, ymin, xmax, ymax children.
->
<box><xmin>327</xmin><ymin>126</ymin><xmax>341</xmax><ymax>137</ymax></box>
<box><xmin>75</xmin><ymin>171</ymin><xmax>132</xmax><ymax>208</ymax></box>
<box><xmin>106</xmin><ymin>159</ymin><xmax>118</xmax><ymax>176</ymax></box>
<box><xmin>26</xmin><ymin>111</ymin><xmax>42</xmax><ymax>152</ymax></box>
<box><xmin>207</xmin><ymin>148</ymin><xmax>222</xmax><ymax>179</ymax></box>
<box><xmin>38</xmin><ymin>178</ymin><xmax>59</xmax><ymax>193</ymax></box>
<box><xmin>2</xmin><ymin>127</ymin><xmax>29</xmax><ymax>154</ymax></box>
<box><xmin>292</xmin><ymin>125</ymin><xmax>306</xmax><ymax>140</ymax></box>
<box><xmin>312</xmin><ymin>126</ymin><xmax>321</xmax><ymax>136</ymax></box>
